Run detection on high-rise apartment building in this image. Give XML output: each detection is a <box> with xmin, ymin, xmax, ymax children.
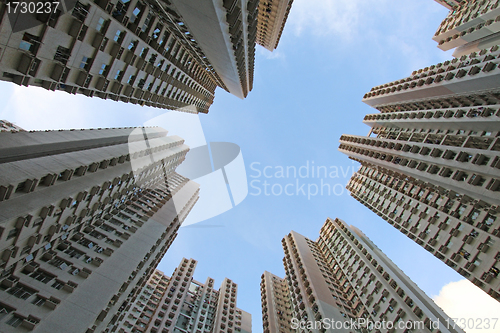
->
<box><xmin>0</xmin><ymin>126</ymin><xmax>200</xmax><ymax>332</ymax></box>
<box><xmin>432</xmin><ymin>0</ymin><xmax>500</xmax><ymax>57</ymax></box>
<box><xmin>256</xmin><ymin>0</ymin><xmax>294</xmax><ymax>51</ymax></box>
<box><xmin>433</xmin><ymin>0</ymin><xmax>464</xmax><ymax>11</ymax></box>
<box><xmin>115</xmin><ymin>258</ymin><xmax>252</xmax><ymax>333</ymax></box>
<box><xmin>260</xmin><ymin>271</ymin><xmax>294</xmax><ymax>333</ymax></box>
<box><xmin>168</xmin><ymin>0</ymin><xmax>258</xmax><ymax>99</ymax></box>
<box><xmin>263</xmin><ymin>218</ymin><xmax>462</xmax><ymax>333</ymax></box>
<box><xmin>317</xmin><ymin>219</ymin><xmax>463</xmax><ymax>333</ymax></box>
<box><xmin>271</xmin><ymin>231</ymin><xmax>359</xmax><ymax>333</ymax></box>
<box><xmin>0</xmin><ymin>0</ymin><xmax>260</xmax><ymax>113</ymax></box>
<box><xmin>114</xmin><ymin>268</ymin><xmax>171</xmax><ymax>332</ymax></box>
<box><xmin>339</xmin><ymin>45</ymin><xmax>500</xmax><ymax>301</ymax></box>
<box><xmin>0</xmin><ymin>119</ymin><xmax>25</xmax><ymax>132</ymax></box>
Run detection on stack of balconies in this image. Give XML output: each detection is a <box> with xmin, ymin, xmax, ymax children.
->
<box><xmin>345</xmin><ymin>166</ymin><xmax>500</xmax><ymax>301</ymax></box>
<box><xmin>363</xmin><ymin>45</ymin><xmax>500</xmax><ymax>110</ymax></box>
<box><xmin>433</xmin><ymin>0</ymin><xmax>500</xmax><ymax>53</ymax></box>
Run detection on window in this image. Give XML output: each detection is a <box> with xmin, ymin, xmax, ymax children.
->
<box><xmin>149</xmin><ymin>53</ymin><xmax>157</xmax><ymax>64</ymax></box>
<box><xmin>8</xmin><ymin>283</ymin><xmax>37</xmax><ymax>300</ymax></box>
<box><xmin>165</xmin><ymin>38</ymin><xmax>174</xmax><ymax>52</ymax></box>
<box><xmin>96</xmin><ymin>17</ymin><xmax>106</xmax><ymax>32</ymax></box>
<box><xmin>32</xmin><ymin>296</ymin><xmax>46</xmax><ymax>306</ymax></box>
<box><xmin>128</xmin><ymin>40</ymin><xmax>138</xmax><ymax>50</ymax></box>
<box><xmin>142</xmin><ymin>13</ymin><xmax>153</xmax><ymax>32</ymax></box>
<box><xmin>470</xmin><ymin>210</ymin><xmax>480</xmax><ymax>221</ymax></box>
<box><xmin>152</xmin><ymin>25</ymin><xmax>162</xmax><ymax>40</ymax></box>
<box><xmin>6</xmin><ymin>314</ymin><xmax>24</xmax><ymax>328</ymax></box>
<box><xmin>115</xmin><ymin>70</ymin><xmax>124</xmax><ymax>81</ymax></box>
<box><xmin>79</xmin><ymin>56</ymin><xmax>92</xmax><ymax>70</ymax></box>
<box><xmin>49</xmin><ymin>257</ymin><xmax>70</xmax><ymax>270</ymax></box>
<box><xmin>53</xmin><ymin>46</ymin><xmax>71</xmax><ymax>65</ymax></box>
<box><xmin>64</xmin><ymin>246</ymin><xmax>85</xmax><ymax>258</ymax></box>
<box><xmin>52</xmin><ymin>280</ymin><xmax>64</xmax><ymax>290</ymax></box>
<box><xmin>457</xmin><ymin>204</ymin><xmax>467</xmax><ymax>216</ymax></box>
<box><xmin>19</xmin><ymin>33</ymin><xmax>39</xmax><ymax>54</ymax></box>
<box><xmin>30</xmin><ymin>270</ymin><xmax>55</xmax><ymax>284</ymax></box>
<box><xmin>159</xmin><ymin>32</ymin><xmax>169</xmax><ymax>46</ymax></box>
<box><xmin>485</xmin><ymin>215</ymin><xmax>496</xmax><ymax>226</ymax></box>
<box><xmin>0</xmin><ymin>303</ymin><xmax>14</xmax><ymax>320</ymax></box>
<box><xmin>98</xmin><ymin>63</ymin><xmax>109</xmax><ymax>76</ymax></box>
<box><xmin>130</xmin><ymin>6</ymin><xmax>141</xmax><ymax>23</ymax></box>
<box><xmin>7</xmin><ymin>228</ymin><xmax>19</xmax><ymax>240</ymax></box>
<box><xmin>114</xmin><ymin>30</ymin><xmax>122</xmax><ymax>42</ymax></box>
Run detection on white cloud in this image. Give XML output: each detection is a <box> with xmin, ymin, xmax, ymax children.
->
<box><xmin>286</xmin><ymin>0</ymin><xmax>387</xmax><ymax>40</ymax></box>
<box><xmin>433</xmin><ymin>279</ymin><xmax>500</xmax><ymax>333</ymax></box>
<box><xmin>7</xmin><ymin>85</ymin><xmax>91</xmax><ymax>130</ymax></box>
<box><xmin>143</xmin><ymin>111</ymin><xmax>208</xmax><ymax>148</ymax></box>
<box><xmin>284</xmin><ymin>0</ymin><xmax>452</xmax><ymax>75</ymax></box>
<box><xmin>257</xmin><ymin>46</ymin><xmax>285</xmax><ymax>60</ymax></box>
<box><xmin>0</xmin><ymin>81</ymin><xmax>166</xmax><ymax>131</ymax></box>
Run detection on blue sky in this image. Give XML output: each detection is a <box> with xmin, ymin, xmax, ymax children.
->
<box><xmin>2</xmin><ymin>0</ymin><xmax>500</xmax><ymax>332</ymax></box>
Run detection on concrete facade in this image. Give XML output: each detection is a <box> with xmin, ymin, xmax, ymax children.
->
<box><xmin>281</xmin><ymin>230</ymin><xmax>356</xmax><ymax>333</ymax></box>
<box><xmin>362</xmin><ymin>45</ymin><xmax>500</xmax><ymax>111</ymax></box>
<box><xmin>345</xmin><ymin>163</ymin><xmax>500</xmax><ymax>302</ymax></box>
<box><xmin>434</xmin><ymin>0</ymin><xmax>465</xmax><ymax>11</ymax></box>
<box><xmin>264</xmin><ymin>218</ymin><xmax>463</xmax><ymax>333</ymax></box>
<box><xmin>260</xmin><ymin>271</ymin><xmax>295</xmax><ymax>333</ymax></box>
<box><xmin>0</xmin><ymin>120</ymin><xmax>26</xmax><ymax>132</ymax></box>
<box><xmin>340</xmin><ymin>42</ymin><xmax>500</xmax><ymax>302</ymax></box>
<box><xmin>433</xmin><ymin>0</ymin><xmax>500</xmax><ymax>57</ymax></box>
<box><xmin>318</xmin><ymin>218</ymin><xmax>463</xmax><ymax>333</ymax></box>
<box><xmin>256</xmin><ymin>0</ymin><xmax>294</xmax><ymax>51</ymax></box>
<box><xmin>169</xmin><ymin>0</ymin><xmax>258</xmax><ymax>98</ymax></box>
<box><xmin>0</xmin><ymin>127</ymin><xmax>200</xmax><ymax>332</ymax></box>
<box><xmin>115</xmin><ymin>258</ymin><xmax>251</xmax><ymax>333</ymax></box>
<box><xmin>0</xmin><ymin>0</ymin><xmax>259</xmax><ymax>113</ymax></box>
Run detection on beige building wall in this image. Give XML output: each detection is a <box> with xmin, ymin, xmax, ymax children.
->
<box><xmin>260</xmin><ymin>271</ymin><xmax>295</xmax><ymax>333</ymax></box>
<box><xmin>114</xmin><ymin>258</ymin><xmax>251</xmax><ymax>333</ymax></box>
<box><xmin>0</xmin><ymin>120</ymin><xmax>25</xmax><ymax>132</ymax></box>
<box><xmin>169</xmin><ymin>0</ymin><xmax>259</xmax><ymax>98</ymax></box>
<box><xmin>362</xmin><ymin>45</ymin><xmax>500</xmax><ymax>110</ymax></box>
<box><xmin>434</xmin><ymin>0</ymin><xmax>465</xmax><ymax>10</ymax></box>
<box><xmin>256</xmin><ymin>0</ymin><xmax>294</xmax><ymax>51</ymax></box>
<box><xmin>113</xmin><ymin>269</ymin><xmax>171</xmax><ymax>332</ymax></box>
<box><xmin>239</xmin><ymin>309</ymin><xmax>252</xmax><ymax>333</ymax></box>
<box><xmin>281</xmin><ymin>231</ymin><xmax>359</xmax><ymax>333</ymax></box>
<box><xmin>432</xmin><ymin>0</ymin><xmax>500</xmax><ymax>57</ymax></box>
